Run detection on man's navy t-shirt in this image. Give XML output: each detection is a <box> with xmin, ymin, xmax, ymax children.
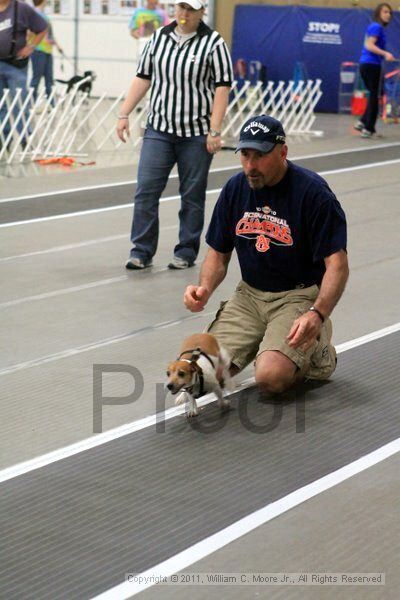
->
<box><xmin>206</xmin><ymin>161</ymin><xmax>347</xmax><ymax>293</ymax></box>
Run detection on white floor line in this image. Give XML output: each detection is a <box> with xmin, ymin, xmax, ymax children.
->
<box><xmin>0</xmin><ymin>321</ymin><xmax>398</xmax><ymax>484</ymax></box>
<box><xmin>0</xmin><ymin>276</ymin><xmax>128</xmax><ymax>308</ymax></box>
<box><xmin>0</xmin><ymin>225</ymin><xmax>179</xmax><ymax>263</ymax></box>
<box><xmin>320</xmin><ymin>157</ymin><xmax>400</xmax><ymax>176</ymax></box>
<box><xmin>1</xmin><ymin>141</ymin><xmax>399</xmax><ymax>204</ymax></box>
<box><xmin>0</xmin><ymin>189</ymin><xmax>220</xmax><ymax>229</ymax></box>
<box><xmin>0</xmin><ymin>234</ymin><xmax>127</xmax><ymax>262</ymax></box>
<box><xmin>2</xmin><ymin>154</ymin><xmax>400</xmax><ymax>229</ymax></box>
<box><xmin>334</xmin><ymin>322</ymin><xmax>400</xmax><ymax>353</ymax></box>
<box><xmin>91</xmin><ymin>438</ymin><xmax>400</xmax><ymax>600</ymax></box>
<box><xmin>291</xmin><ymin>139</ymin><xmax>400</xmax><ymax>157</ymax></box>
<box><xmin>0</xmin><ymin>179</ymin><xmax>139</xmax><ymax>204</ymax></box>
<box><xmin>0</xmin><ymin>201</ymin><xmax>135</xmax><ymax>229</ymax></box>
<box><xmin>0</xmin><ymin>310</ymin><xmax>215</xmax><ymax>377</ymax></box>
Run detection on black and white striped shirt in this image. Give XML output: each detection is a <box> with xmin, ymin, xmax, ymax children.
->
<box><xmin>137</xmin><ymin>21</ymin><xmax>233</xmax><ymax>137</ymax></box>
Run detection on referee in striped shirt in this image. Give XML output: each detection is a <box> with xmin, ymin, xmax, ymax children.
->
<box><xmin>117</xmin><ymin>0</ymin><xmax>233</xmax><ymax>270</ymax></box>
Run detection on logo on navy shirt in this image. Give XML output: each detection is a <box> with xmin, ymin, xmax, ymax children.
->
<box><xmin>235</xmin><ymin>206</ymin><xmax>293</xmax><ymax>252</ymax></box>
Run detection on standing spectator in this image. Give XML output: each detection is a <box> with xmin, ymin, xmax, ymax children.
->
<box><xmin>0</xmin><ymin>0</ymin><xmax>47</xmax><ymax>150</ymax></box>
<box><xmin>117</xmin><ymin>0</ymin><xmax>233</xmax><ymax>270</ymax></box>
<box><xmin>30</xmin><ymin>0</ymin><xmax>63</xmax><ymax>105</ymax></box>
<box><xmin>355</xmin><ymin>3</ymin><xmax>395</xmax><ymax>138</ymax></box>
<box><xmin>129</xmin><ymin>0</ymin><xmax>169</xmax><ymax>39</ymax></box>
<box><xmin>184</xmin><ymin>115</ymin><xmax>349</xmax><ymax>393</ymax></box>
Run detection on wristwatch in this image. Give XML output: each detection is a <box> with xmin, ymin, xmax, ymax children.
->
<box><xmin>308</xmin><ymin>306</ymin><xmax>325</xmax><ymax>323</ymax></box>
<box><xmin>209</xmin><ymin>128</ymin><xmax>221</xmax><ymax>137</ymax></box>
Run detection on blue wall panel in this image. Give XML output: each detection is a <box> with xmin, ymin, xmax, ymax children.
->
<box><xmin>232</xmin><ymin>5</ymin><xmax>400</xmax><ymax>112</ymax></box>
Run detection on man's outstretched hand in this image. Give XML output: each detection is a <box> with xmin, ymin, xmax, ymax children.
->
<box><xmin>184</xmin><ymin>285</ymin><xmax>210</xmax><ymax>312</ymax></box>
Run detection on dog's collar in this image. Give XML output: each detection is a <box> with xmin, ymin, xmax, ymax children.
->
<box><xmin>178</xmin><ymin>348</ymin><xmax>215</xmax><ymax>369</ymax></box>
<box><xmin>178</xmin><ymin>347</ymin><xmax>213</xmax><ymax>399</ymax></box>
<box><xmin>179</xmin><ymin>361</ymin><xmax>205</xmax><ymax>398</ymax></box>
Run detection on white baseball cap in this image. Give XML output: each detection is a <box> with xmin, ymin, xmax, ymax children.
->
<box><xmin>175</xmin><ymin>0</ymin><xmax>205</xmax><ymax>9</ymax></box>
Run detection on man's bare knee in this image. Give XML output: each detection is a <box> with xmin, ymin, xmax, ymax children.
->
<box><xmin>255</xmin><ymin>370</ymin><xmax>293</xmax><ymax>394</ymax></box>
<box><xmin>255</xmin><ymin>350</ymin><xmax>298</xmax><ymax>395</ymax></box>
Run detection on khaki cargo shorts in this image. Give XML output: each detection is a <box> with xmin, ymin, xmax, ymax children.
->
<box><xmin>206</xmin><ymin>281</ymin><xmax>336</xmax><ymax>380</ymax></box>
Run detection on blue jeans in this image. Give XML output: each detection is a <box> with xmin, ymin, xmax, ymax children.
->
<box><xmin>30</xmin><ymin>50</ymin><xmax>54</xmax><ymax>103</ymax></box>
<box><xmin>0</xmin><ymin>60</ymin><xmax>29</xmax><ymax>139</ymax></box>
<box><xmin>130</xmin><ymin>127</ymin><xmax>213</xmax><ymax>264</ymax></box>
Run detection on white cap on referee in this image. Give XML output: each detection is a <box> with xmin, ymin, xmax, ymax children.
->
<box><xmin>175</xmin><ymin>0</ymin><xmax>205</xmax><ymax>9</ymax></box>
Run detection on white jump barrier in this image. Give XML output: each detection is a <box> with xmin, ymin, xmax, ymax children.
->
<box><xmin>222</xmin><ymin>78</ymin><xmax>323</xmax><ymax>146</ymax></box>
<box><xmin>0</xmin><ymin>78</ymin><xmax>323</xmax><ymax>164</ymax></box>
<box><xmin>79</xmin><ymin>92</ymin><xmax>124</xmax><ymax>153</ymax></box>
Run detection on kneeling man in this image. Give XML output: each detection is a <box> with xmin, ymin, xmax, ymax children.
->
<box><xmin>184</xmin><ymin>115</ymin><xmax>349</xmax><ymax>394</ymax></box>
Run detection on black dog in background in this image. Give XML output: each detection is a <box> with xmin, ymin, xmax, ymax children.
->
<box><xmin>56</xmin><ymin>71</ymin><xmax>96</xmax><ymax>96</ymax></box>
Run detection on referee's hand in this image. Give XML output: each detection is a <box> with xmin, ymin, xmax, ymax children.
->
<box><xmin>207</xmin><ymin>133</ymin><xmax>222</xmax><ymax>155</ymax></box>
<box><xmin>116</xmin><ymin>117</ymin><xmax>130</xmax><ymax>143</ymax></box>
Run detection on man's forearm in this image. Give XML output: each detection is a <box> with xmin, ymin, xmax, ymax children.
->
<box><xmin>199</xmin><ymin>249</ymin><xmax>231</xmax><ymax>296</ymax></box>
<box><xmin>314</xmin><ymin>250</ymin><xmax>349</xmax><ymax>319</ymax></box>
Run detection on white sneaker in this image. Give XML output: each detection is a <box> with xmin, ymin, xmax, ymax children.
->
<box><xmin>168</xmin><ymin>256</ymin><xmax>193</xmax><ymax>270</ymax></box>
<box><xmin>353</xmin><ymin>121</ymin><xmax>364</xmax><ymax>132</ymax></box>
<box><xmin>125</xmin><ymin>257</ymin><xmax>152</xmax><ymax>270</ymax></box>
<box><xmin>361</xmin><ymin>129</ymin><xmax>373</xmax><ymax>138</ymax></box>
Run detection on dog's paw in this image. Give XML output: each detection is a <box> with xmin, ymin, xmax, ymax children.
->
<box><xmin>186</xmin><ymin>409</ymin><xmax>199</xmax><ymax>419</ymax></box>
<box><xmin>175</xmin><ymin>391</ymin><xmax>187</xmax><ymax>406</ymax></box>
<box><xmin>186</xmin><ymin>397</ymin><xmax>198</xmax><ymax>418</ymax></box>
<box><xmin>219</xmin><ymin>398</ymin><xmax>231</xmax><ymax>413</ymax></box>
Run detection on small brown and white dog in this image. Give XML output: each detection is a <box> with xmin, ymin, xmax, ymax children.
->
<box><xmin>166</xmin><ymin>333</ymin><xmax>234</xmax><ymax>417</ymax></box>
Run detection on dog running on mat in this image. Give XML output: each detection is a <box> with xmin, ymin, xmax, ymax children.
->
<box><xmin>166</xmin><ymin>333</ymin><xmax>235</xmax><ymax>418</ymax></box>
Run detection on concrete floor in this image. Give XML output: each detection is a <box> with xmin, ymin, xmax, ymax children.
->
<box><xmin>0</xmin><ymin>112</ymin><xmax>399</xmax><ymax>599</ymax></box>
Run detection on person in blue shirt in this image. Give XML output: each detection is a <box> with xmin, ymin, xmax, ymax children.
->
<box><xmin>355</xmin><ymin>3</ymin><xmax>395</xmax><ymax>138</ymax></box>
<box><xmin>184</xmin><ymin>115</ymin><xmax>349</xmax><ymax>396</ymax></box>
